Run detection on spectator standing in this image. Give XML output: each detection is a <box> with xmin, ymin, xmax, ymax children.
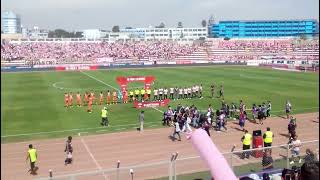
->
<box><xmin>263</xmin><ymin>127</ymin><xmax>274</xmax><ymax>147</ymax></box>
<box><xmin>300</xmin><ymin>161</ymin><xmax>319</xmax><ymax>180</ymax></box>
<box><xmin>172</xmin><ymin>120</ymin><xmax>181</xmax><ymax>141</ymax></box>
<box><xmin>262</xmin><ymin>150</ymin><xmax>274</xmax><ymax>170</ymax></box>
<box><xmin>139</xmin><ymin>111</ymin><xmax>144</xmax><ymax>132</ymax></box>
<box><xmin>304</xmin><ymin>149</ymin><xmax>316</xmax><ymax>163</ymax></box>
<box><xmin>64</xmin><ymin>136</ymin><xmax>73</xmax><ymax>165</ymax></box>
<box><xmin>289</xmin><ymin>135</ymin><xmax>302</xmax><ymax>164</ymax></box>
<box><xmin>267</xmin><ymin>101</ymin><xmax>271</xmax><ymax>117</ymax></box>
<box><xmin>239</xmin><ymin>111</ymin><xmax>246</xmax><ymax>131</ymax></box>
<box><xmin>241</xmin><ymin>130</ymin><xmax>252</xmax><ymax>159</ymax></box>
<box><xmin>26</xmin><ymin>144</ymin><xmax>38</xmax><ymax>175</ymax></box>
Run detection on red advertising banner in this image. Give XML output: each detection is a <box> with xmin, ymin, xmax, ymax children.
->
<box><xmin>133</xmin><ymin>99</ymin><xmax>170</xmax><ymax>109</ymax></box>
<box><xmin>116</xmin><ymin>76</ymin><xmax>155</xmax><ymax>93</ymax></box>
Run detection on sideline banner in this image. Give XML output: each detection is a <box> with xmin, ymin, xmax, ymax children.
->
<box><xmin>133</xmin><ymin>99</ymin><xmax>170</xmax><ymax>109</ymax></box>
<box><xmin>116</xmin><ymin>76</ymin><xmax>155</xmax><ymax>93</ymax></box>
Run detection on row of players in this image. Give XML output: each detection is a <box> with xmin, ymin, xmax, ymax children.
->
<box><xmin>63</xmin><ymin>84</ymin><xmax>210</xmax><ymax>107</ymax></box>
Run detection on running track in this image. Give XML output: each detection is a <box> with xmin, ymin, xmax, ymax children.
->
<box><xmin>1</xmin><ymin>112</ymin><xmax>319</xmax><ymax>180</ymax></box>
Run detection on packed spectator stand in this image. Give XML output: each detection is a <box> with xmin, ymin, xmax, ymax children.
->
<box><xmin>1</xmin><ymin>38</ymin><xmax>319</xmax><ymax>66</ymax></box>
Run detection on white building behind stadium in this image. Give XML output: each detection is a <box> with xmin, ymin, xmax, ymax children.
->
<box><xmin>81</xmin><ymin>27</ymin><xmax>208</xmax><ymax>41</ymax></box>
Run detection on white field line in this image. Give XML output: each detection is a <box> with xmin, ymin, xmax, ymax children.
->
<box><xmin>152</xmin><ymin>107</ymin><xmax>164</xmax><ymax>113</ymax></box>
<box><xmin>1</xmin><ymin>122</ymin><xmax>158</xmax><ymax>138</ymax></box>
<box><xmin>80</xmin><ymin>71</ymin><xmax>118</xmax><ymax>90</ymax></box>
<box><xmin>114</xmin><ymin>128</ymin><xmax>126</xmax><ymax>131</ymax></box>
<box><xmin>96</xmin><ymin>129</ymin><xmax>109</xmax><ymax>133</ymax></box>
<box><xmin>80</xmin><ymin>135</ymin><xmax>108</xmax><ymax>180</ymax></box>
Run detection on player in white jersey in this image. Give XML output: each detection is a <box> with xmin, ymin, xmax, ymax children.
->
<box><xmin>164</xmin><ymin>88</ymin><xmax>168</xmax><ymax>99</ymax></box>
<box><xmin>179</xmin><ymin>88</ymin><xmax>183</xmax><ymax>99</ymax></box>
<box><xmin>195</xmin><ymin>85</ymin><xmax>199</xmax><ymax>98</ymax></box>
<box><xmin>183</xmin><ymin>87</ymin><xmax>188</xmax><ymax>99</ymax></box>
<box><xmin>153</xmin><ymin>88</ymin><xmax>158</xmax><ymax>101</ymax></box>
<box><xmin>169</xmin><ymin>87</ymin><xmax>174</xmax><ymax>99</ymax></box>
<box><xmin>158</xmin><ymin>88</ymin><xmax>163</xmax><ymax>100</ymax></box>
<box><xmin>187</xmin><ymin>87</ymin><xmax>192</xmax><ymax>99</ymax></box>
<box><xmin>199</xmin><ymin>84</ymin><xmax>203</xmax><ymax>98</ymax></box>
<box><xmin>192</xmin><ymin>85</ymin><xmax>196</xmax><ymax>98</ymax></box>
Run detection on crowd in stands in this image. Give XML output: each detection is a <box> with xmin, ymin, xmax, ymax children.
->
<box><xmin>1</xmin><ymin>41</ymin><xmax>198</xmax><ymax>63</ymax></box>
<box><xmin>1</xmin><ymin>39</ymin><xmax>319</xmax><ymax>64</ymax></box>
<box><xmin>212</xmin><ymin>39</ymin><xmax>319</xmax><ymax>61</ymax></box>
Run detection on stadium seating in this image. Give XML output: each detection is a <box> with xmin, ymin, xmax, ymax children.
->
<box><xmin>1</xmin><ymin>39</ymin><xmax>319</xmax><ymax>65</ymax></box>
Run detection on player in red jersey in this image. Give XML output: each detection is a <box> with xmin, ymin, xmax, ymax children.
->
<box><xmin>87</xmin><ymin>95</ymin><xmax>93</xmax><ymax>113</ymax></box>
<box><xmin>123</xmin><ymin>90</ymin><xmax>128</xmax><ymax>104</ymax></box>
<box><xmin>106</xmin><ymin>90</ymin><xmax>111</xmax><ymax>105</ymax></box>
<box><xmin>76</xmin><ymin>92</ymin><xmax>82</xmax><ymax>107</ymax></box>
<box><xmin>68</xmin><ymin>92</ymin><xmax>73</xmax><ymax>107</ymax></box>
<box><xmin>112</xmin><ymin>90</ymin><xmax>117</xmax><ymax>104</ymax></box>
<box><xmin>99</xmin><ymin>91</ymin><xmax>104</xmax><ymax>105</ymax></box>
<box><xmin>84</xmin><ymin>92</ymin><xmax>89</xmax><ymax>105</ymax></box>
<box><xmin>90</xmin><ymin>91</ymin><xmax>96</xmax><ymax>105</ymax></box>
<box><xmin>64</xmin><ymin>93</ymin><xmax>69</xmax><ymax>108</ymax></box>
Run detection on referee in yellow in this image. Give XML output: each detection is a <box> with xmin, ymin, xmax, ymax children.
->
<box><xmin>26</xmin><ymin>144</ymin><xmax>38</xmax><ymax>175</ymax></box>
<box><xmin>241</xmin><ymin>130</ymin><xmax>252</xmax><ymax>159</ymax></box>
<box><xmin>134</xmin><ymin>89</ymin><xmax>140</xmax><ymax>101</ymax></box>
<box><xmin>263</xmin><ymin>127</ymin><xmax>274</xmax><ymax>147</ymax></box>
<box><xmin>140</xmin><ymin>88</ymin><xmax>145</xmax><ymax>102</ymax></box>
<box><xmin>100</xmin><ymin>107</ymin><xmax>109</xmax><ymax>126</ymax></box>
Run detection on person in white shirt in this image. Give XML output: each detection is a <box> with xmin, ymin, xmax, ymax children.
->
<box><xmin>182</xmin><ymin>115</ymin><xmax>192</xmax><ymax>133</ymax></box>
<box><xmin>289</xmin><ymin>135</ymin><xmax>302</xmax><ymax>164</ymax></box>
<box><xmin>164</xmin><ymin>88</ymin><xmax>168</xmax><ymax>99</ymax></box>
<box><xmin>191</xmin><ymin>86</ymin><xmax>195</xmax><ymax>98</ymax></box>
<box><xmin>199</xmin><ymin>84</ymin><xmax>203</xmax><ymax>98</ymax></box>
<box><xmin>178</xmin><ymin>88</ymin><xmax>183</xmax><ymax>99</ymax></box>
<box><xmin>187</xmin><ymin>87</ymin><xmax>192</xmax><ymax>99</ymax></box>
<box><xmin>195</xmin><ymin>85</ymin><xmax>199</xmax><ymax>98</ymax></box>
<box><xmin>153</xmin><ymin>88</ymin><xmax>158</xmax><ymax>101</ymax></box>
<box><xmin>172</xmin><ymin>120</ymin><xmax>181</xmax><ymax>141</ymax></box>
<box><xmin>158</xmin><ymin>88</ymin><xmax>163</xmax><ymax>100</ymax></box>
<box><xmin>183</xmin><ymin>87</ymin><xmax>188</xmax><ymax>99</ymax></box>
<box><xmin>169</xmin><ymin>87</ymin><xmax>174</xmax><ymax>99</ymax></box>
<box><xmin>286</xmin><ymin>100</ymin><xmax>292</xmax><ymax>119</ymax></box>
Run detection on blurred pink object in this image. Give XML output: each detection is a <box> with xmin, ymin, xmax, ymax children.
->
<box><xmin>188</xmin><ymin>129</ymin><xmax>237</xmax><ymax>180</ymax></box>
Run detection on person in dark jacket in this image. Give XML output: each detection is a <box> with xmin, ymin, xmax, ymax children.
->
<box><xmin>64</xmin><ymin>136</ymin><xmax>73</xmax><ymax>165</ymax></box>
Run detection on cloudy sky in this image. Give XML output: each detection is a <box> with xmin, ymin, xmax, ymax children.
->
<box><xmin>1</xmin><ymin>0</ymin><xmax>319</xmax><ymax>31</ymax></box>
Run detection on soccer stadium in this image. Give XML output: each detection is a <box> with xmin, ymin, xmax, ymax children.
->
<box><xmin>1</xmin><ymin>1</ymin><xmax>319</xmax><ymax>180</ymax></box>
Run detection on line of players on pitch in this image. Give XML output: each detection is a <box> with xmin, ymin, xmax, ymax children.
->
<box><xmin>63</xmin><ymin>84</ymin><xmax>206</xmax><ymax>112</ymax></box>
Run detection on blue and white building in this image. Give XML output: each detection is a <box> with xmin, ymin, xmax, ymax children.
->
<box><xmin>209</xmin><ymin>19</ymin><xmax>319</xmax><ymax>38</ymax></box>
<box><xmin>1</xmin><ymin>11</ymin><xmax>22</xmax><ymax>34</ymax></box>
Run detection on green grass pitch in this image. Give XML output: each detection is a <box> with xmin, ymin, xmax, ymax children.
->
<box><xmin>1</xmin><ymin>66</ymin><xmax>319</xmax><ymax>143</ymax></box>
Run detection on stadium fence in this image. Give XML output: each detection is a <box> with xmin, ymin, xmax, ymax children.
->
<box><xmin>35</xmin><ymin>139</ymin><xmax>319</xmax><ymax>180</ymax></box>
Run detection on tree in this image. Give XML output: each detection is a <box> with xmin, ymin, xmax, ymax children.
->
<box><xmin>156</xmin><ymin>22</ymin><xmax>165</xmax><ymax>28</ymax></box>
<box><xmin>177</xmin><ymin>22</ymin><xmax>183</xmax><ymax>28</ymax></box>
<box><xmin>201</xmin><ymin>20</ymin><xmax>207</xmax><ymax>27</ymax></box>
<box><xmin>112</xmin><ymin>25</ymin><xmax>120</xmax><ymax>32</ymax></box>
<box><xmin>54</xmin><ymin>29</ymin><xmax>70</xmax><ymax>38</ymax></box>
<box><xmin>74</xmin><ymin>31</ymin><xmax>83</xmax><ymax>38</ymax></box>
<box><xmin>224</xmin><ymin>37</ymin><xmax>230</xmax><ymax>41</ymax></box>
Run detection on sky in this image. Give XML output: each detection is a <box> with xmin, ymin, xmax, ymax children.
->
<box><xmin>1</xmin><ymin>0</ymin><xmax>319</xmax><ymax>31</ymax></box>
